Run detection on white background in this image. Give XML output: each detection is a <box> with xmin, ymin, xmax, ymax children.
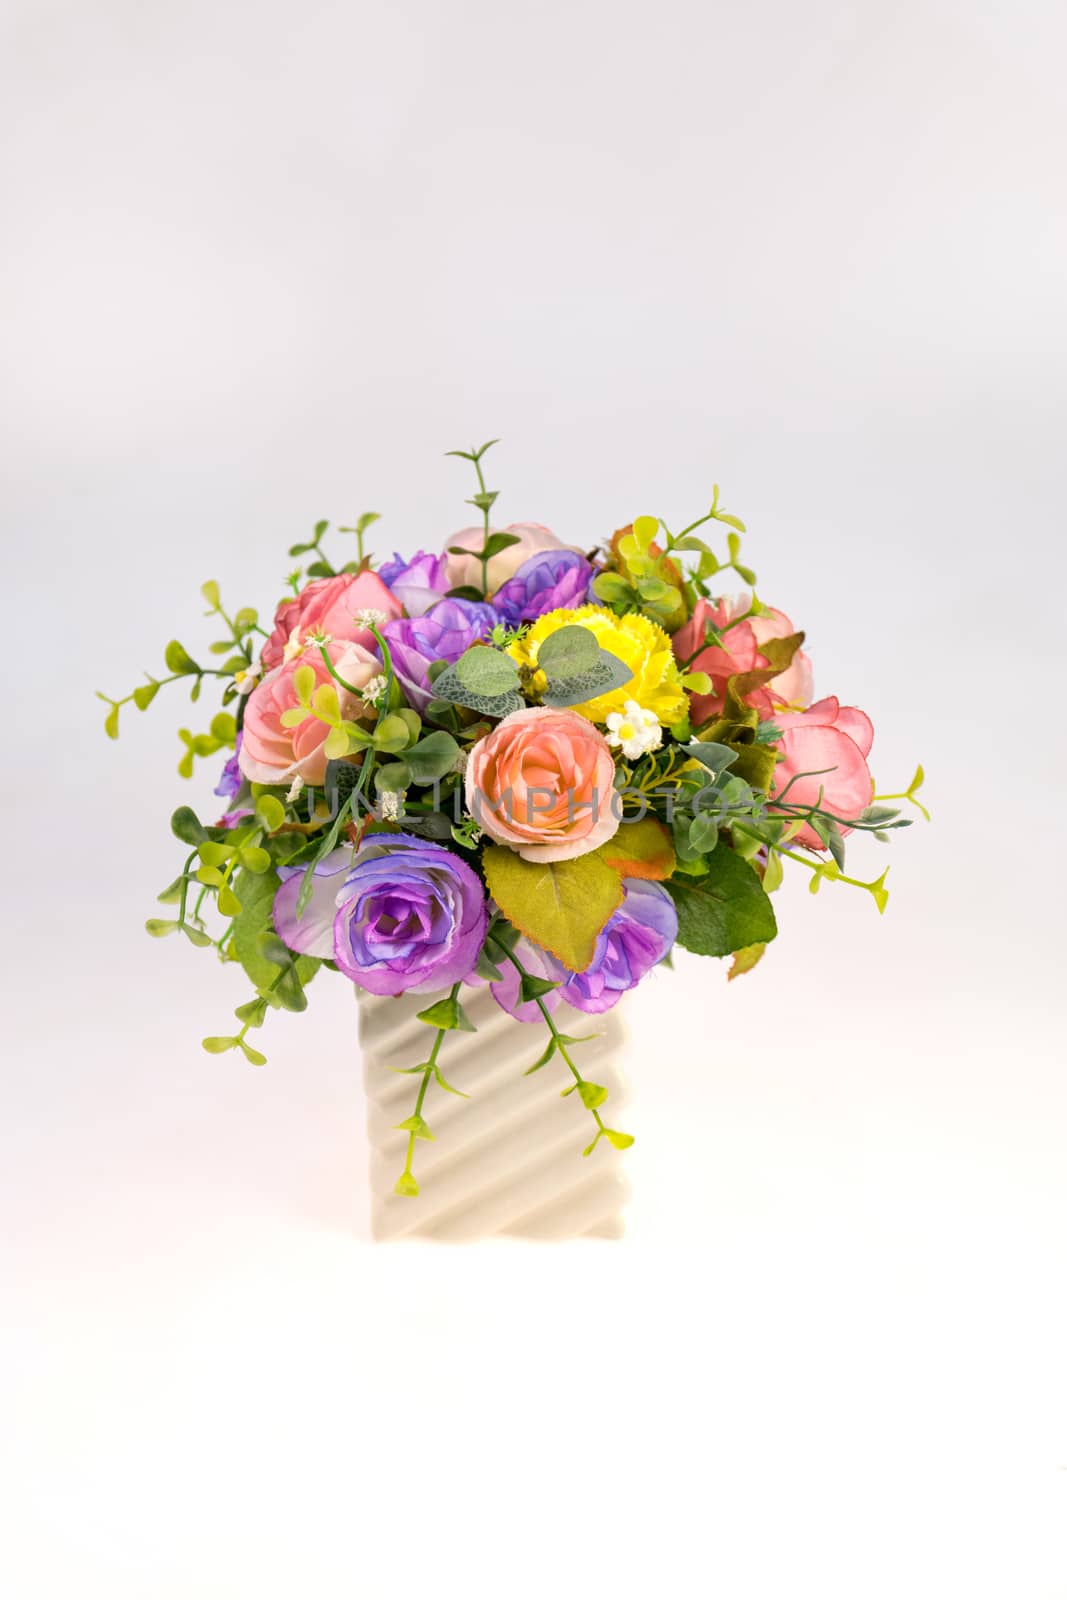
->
<box><xmin>3</xmin><ymin>2</ymin><xmax>1066</xmax><ymax>1595</ymax></box>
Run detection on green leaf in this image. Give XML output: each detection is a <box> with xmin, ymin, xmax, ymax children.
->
<box><xmin>182</xmin><ymin>926</ymin><xmax>213</xmax><ymax>948</ymax></box>
<box><xmin>479</xmin><ymin>530</ymin><xmax>519</xmax><ymax>557</ymax></box>
<box><xmin>239</xmin><ymin>844</ymin><xmax>272</xmax><ymax>874</ymax></box>
<box><xmin>218</xmin><ymin>882</ymin><xmax>242</xmax><ymax>917</ymax></box>
<box><xmin>455</xmin><ymin>646</ymin><xmax>520</xmax><ymax>695</ymax></box>
<box><xmin>537</xmin><ymin>624</ymin><xmax>600</xmax><ymax>679</ymax></box>
<box><xmin>394</xmin><ymin>1114</ymin><xmax>435</xmax><ymax>1140</ymax></box>
<box><xmin>255</xmin><ymin>794</ymin><xmax>286</xmax><ymax>831</ymax></box>
<box><xmin>474</xmin><ymin>947</ymin><xmax>504</xmax><ymax>982</ymax></box>
<box><xmin>237</xmin><ymin>1038</ymin><xmax>267</xmax><ymax>1066</ymax></box>
<box><xmin>541</xmin><ymin>650</ymin><xmax>633</xmax><ymax>708</ymax></box>
<box><xmin>429</xmin><ymin>662</ymin><xmax>524</xmax><ymax>718</ymax></box>
<box><xmin>375</xmin><ymin>760</ymin><xmax>411</xmax><ymax>792</ymax></box>
<box><xmin>171</xmin><ymin>806</ymin><xmax>207</xmax><ymax>845</ymax></box>
<box><xmin>273</xmin><ymin>964</ymin><xmax>309</xmax><ymax>1012</ymax></box>
<box><xmin>201</xmin><ymin>579</ymin><xmax>221</xmax><ymax>609</ymax></box>
<box><xmin>524</xmin><ymin>1038</ymin><xmax>557</xmax><ymax>1075</ymax></box>
<box><xmin>374</xmin><ymin>712</ymin><xmax>413</xmax><ymax>752</ymax></box>
<box><xmin>602</xmin><ymin>1128</ymin><xmax>635</xmax><ymax>1150</ymax></box>
<box><xmin>164</xmin><ymin>639</ymin><xmax>200</xmax><ymax>674</ymax></box>
<box><xmin>728</xmin><ymin>943</ymin><xmax>767</xmax><ymax>980</ymax></box>
<box><xmin>235</xmin><ymin>997</ymin><xmax>269</xmax><ymax>1027</ymax></box>
<box><xmin>202</xmin><ymin>1036</ymin><xmax>237</xmax><ymax>1053</ymax></box>
<box><xmin>597</xmin><ymin>817</ymin><xmax>676</xmax><ymax>881</ymax></box>
<box><xmin>133</xmin><ymin>681</ymin><xmax>160</xmax><ymax>711</ymax></box>
<box><xmin>198</xmin><ymin>840</ymin><xmax>232</xmax><ymax>868</ymax></box>
<box><xmin>591</xmin><ymin>572</ymin><xmax>632</xmax><ymax>603</ymax></box>
<box><xmin>482</xmin><ymin>847</ymin><xmax>623</xmax><ymax>972</ymax></box>
<box><xmin>575</xmin><ymin>1080</ymin><xmax>608</xmax><ymax>1110</ymax></box>
<box><xmin>518</xmin><ymin>973</ymin><xmax>560</xmax><ymax>1003</ymax></box>
<box><xmin>104</xmin><ymin>701</ymin><xmax>120</xmax><ymax>739</ymax></box>
<box><xmin>231</xmin><ymin>872</ymin><xmax>319</xmax><ymax>991</ymax></box>
<box><xmin>394</xmin><ymin>1171</ymin><xmax>420</xmax><ymax>1197</ymax></box>
<box><xmin>416</xmin><ymin>994</ymin><xmax>477</xmax><ymax>1032</ymax></box>
<box><xmin>145</xmin><ymin>918</ymin><xmax>180</xmax><ymax>937</ymax></box>
<box><xmin>685</xmin><ymin>741</ymin><xmax>739</xmax><ymax>778</ymax></box>
<box><xmin>667</xmin><ymin>847</ymin><xmax>777</xmax><ymax>958</ymax></box>
<box><xmin>403</xmin><ymin>731</ymin><xmax>460</xmax><ymax>784</ymax></box>
<box><xmin>688</xmin><ymin>813</ymin><xmax>720</xmax><ymax>854</ymax></box>
<box><xmin>433</xmin><ymin>1065</ymin><xmax>470</xmax><ymax>1097</ymax></box>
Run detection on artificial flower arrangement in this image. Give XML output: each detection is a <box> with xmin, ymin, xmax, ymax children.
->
<box><xmin>100</xmin><ymin>443</ymin><xmax>925</xmax><ymax>1198</ymax></box>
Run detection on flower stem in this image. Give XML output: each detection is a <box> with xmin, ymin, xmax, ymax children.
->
<box><xmin>486</xmin><ymin>933</ymin><xmax>612</xmax><ymax>1149</ymax></box>
<box><xmin>396</xmin><ymin>981</ymin><xmax>460</xmax><ymax>1194</ymax></box>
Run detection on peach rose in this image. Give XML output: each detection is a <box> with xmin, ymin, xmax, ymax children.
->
<box><xmin>445</xmin><ymin>522</ymin><xmax>585</xmax><ymax>596</ymax></box>
<box><xmin>261</xmin><ymin>571</ymin><xmax>401</xmax><ymax>670</ymax></box>
<box><xmin>466</xmin><ymin>706</ymin><xmax>621</xmax><ymax>863</ymax></box>
<box><xmin>239</xmin><ymin>640</ymin><xmax>380</xmax><ymax>787</ymax></box>
<box><xmin>673</xmin><ymin>596</ymin><xmax>813</xmax><ymax>727</ymax></box>
<box><xmin>770</xmin><ymin>696</ymin><xmax>874</xmax><ymax>849</ymax></box>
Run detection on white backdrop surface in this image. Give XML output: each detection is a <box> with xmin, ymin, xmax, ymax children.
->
<box><xmin>2</xmin><ymin>1</ymin><xmax>1066</xmax><ymax>1595</ymax></box>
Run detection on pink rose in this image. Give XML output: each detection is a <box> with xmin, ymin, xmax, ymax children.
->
<box><xmin>261</xmin><ymin>571</ymin><xmax>401</xmax><ymax>670</ymax></box>
<box><xmin>445</xmin><ymin>522</ymin><xmax>585</xmax><ymax>597</ymax></box>
<box><xmin>770</xmin><ymin>696</ymin><xmax>874</xmax><ymax>849</ymax></box>
<box><xmin>673</xmin><ymin>596</ymin><xmax>813</xmax><ymax>726</ymax></box>
<box><xmin>239</xmin><ymin>641</ymin><xmax>380</xmax><ymax>787</ymax></box>
<box><xmin>466</xmin><ymin>706</ymin><xmax>620</xmax><ymax>863</ymax></box>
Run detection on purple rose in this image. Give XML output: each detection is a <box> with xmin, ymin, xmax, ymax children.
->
<box><xmin>214</xmin><ymin>732</ymin><xmax>243</xmax><ymax>799</ymax></box>
<box><xmin>377</xmin><ymin>550</ymin><xmax>449</xmax><ymax>616</ymax></box>
<box><xmin>272</xmin><ymin>836</ymin><xmax>487</xmax><ymax>997</ymax></box>
<box><xmin>551</xmin><ymin>879</ymin><xmax>677</xmax><ymax>1012</ymax></box>
<box><xmin>491</xmin><ymin>549</ymin><xmax>593</xmax><ymax>626</ymax></box>
<box><xmin>383</xmin><ymin>597</ymin><xmax>496</xmax><ymax>712</ymax></box>
<box><xmin>487</xmin><ymin>879</ymin><xmax>677</xmax><ymax>1019</ymax></box>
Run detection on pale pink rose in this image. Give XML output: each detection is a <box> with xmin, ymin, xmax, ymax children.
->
<box><xmin>770</xmin><ymin>696</ymin><xmax>874</xmax><ymax>849</ymax></box>
<box><xmin>239</xmin><ymin>641</ymin><xmax>380</xmax><ymax>787</ymax></box>
<box><xmin>466</xmin><ymin>706</ymin><xmax>621</xmax><ymax>863</ymax></box>
<box><xmin>261</xmin><ymin>571</ymin><xmax>401</xmax><ymax>670</ymax></box>
<box><xmin>445</xmin><ymin>522</ymin><xmax>585</xmax><ymax>597</ymax></box>
<box><xmin>673</xmin><ymin>596</ymin><xmax>813</xmax><ymax>727</ymax></box>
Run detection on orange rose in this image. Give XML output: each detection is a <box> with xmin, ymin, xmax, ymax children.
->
<box><xmin>466</xmin><ymin>707</ymin><xmax>620</xmax><ymax>863</ymax></box>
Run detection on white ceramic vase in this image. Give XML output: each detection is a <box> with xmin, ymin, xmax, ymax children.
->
<box><xmin>358</xmin><ymin>984</ymin><xmax>631</xmax><ymax>1241</ymax></box>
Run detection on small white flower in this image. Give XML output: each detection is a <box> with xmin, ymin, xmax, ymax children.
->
<box><xmin>604</xmin><ymin>701</ymin><xmax>663</xmax><ymax>761</ymax></box>
<box><xmin>353</xmin><ymin>607</ymin><xmax>388</xmax><ymax>630</ymax></box>
<box><xmin>305</xmin><ymin>627</ymin><xmax>333</xmax><ymax>648</ymax></box>
<box><xmin>362</xmin><ymin>674</ymin><xmax>388</xmax><ymax>706</ymax></box>
<box><xmin>286</xmin><ymin>775</ymin><xmax>305</xmax><ymax>804</ymax></box>
<box><xmin>233</xmin><ymin>668</ymin><xmax>260</xmax><ymax>696</ymax></box>
<box><xmin>379</xmin><ymin>788</ymin><xmax>402</xmax><ymax>821</ymax></box>
<box><xmin>282</xmin><ymin>628</ymin><xmax>306</xmax><ymax>664</ymax></box>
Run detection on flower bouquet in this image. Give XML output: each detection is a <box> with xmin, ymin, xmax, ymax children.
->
<box><xmin>101</xmin><ymin>442</ymin><xmax>924</xmax><ymax>1223</ymax></box>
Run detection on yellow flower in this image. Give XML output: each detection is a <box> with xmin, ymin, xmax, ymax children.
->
<box><xmin>509</xmin><ymin>605</ymin><xmax>688</xmax><ymax>727</ymax></box>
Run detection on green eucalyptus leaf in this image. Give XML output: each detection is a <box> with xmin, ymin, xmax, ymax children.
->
<box><xmin>429</xmin><ymin>662</ymin><xmax>524</xmax><ymax>718</ymax></box>
<box><xmin>454</xmin><ymin>646</ymin><xmax>520</xmax><ymax>695</ymax></box>
<box><xmin>684</xmin><ymin>742</ymin><xmax>739</xmax><ymax>778</ymax></box>
<box><xmin>537</xmin><ymin>625</ymin><xmax>600</xmax><ymax>679</ymax></box>
<box><xmin>541</xmin><ymin>649</ymin><xmax>632</xmax><ymax>708</ymax></box>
